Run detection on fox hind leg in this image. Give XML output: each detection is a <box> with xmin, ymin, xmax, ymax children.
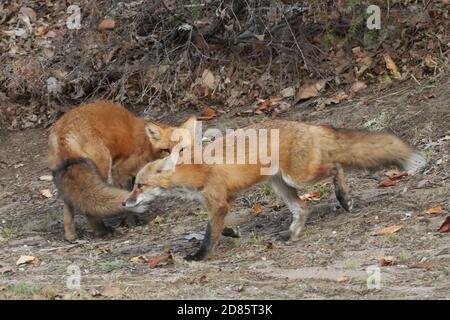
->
<box><xmin>64</xmin><ymin>202</ymin><xmax>77</xmax><ymax>242</ymax></box>
<box><xmin>332</xmin><ymin>164</ymin><xmax>353</xmax><ymax>212</ymax></box>
<box><xmin>270</xmin><ymin>176</ymin><xmax>310</xmax><ymax>241</ymax></box>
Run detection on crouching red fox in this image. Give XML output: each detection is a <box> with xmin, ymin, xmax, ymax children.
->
<box><xmin>48</xmin><ymin>101</ymin><xmax>195</xmax><ymax>241</ymax></box>
<box><xmin>124</xmin><ymin>119</ymin><xmax>425</xmax><ymax>260</ymax></box>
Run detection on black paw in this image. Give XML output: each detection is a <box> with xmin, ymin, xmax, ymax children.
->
<box><xmin>222</xmin><ymin>226</ymin><xmax>240</xmax><ymax>238</ymax></box>
<box><xmin>279</xmin><ymin>230</ymin><xmax>291</xmax><ymax>242</ymax></box>
<box><xmin>95</xmin><ymin>226</ymin><xmax>114</xmax><ymax>238</ymax></box>
<box><xmin>184</xmin><ymin>247</ymin><xmax>210</xmax><ymax>261</ymax></box>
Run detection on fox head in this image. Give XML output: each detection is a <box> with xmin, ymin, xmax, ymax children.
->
<box><xmin>123</xmin><ymin>151</ymin><xmax>180</xmax><ymax>209</ymax></box>
<box><xmin>145</xmin><ymin>115</ymin><xmax>197</xmax><ymax>155</ymax></box>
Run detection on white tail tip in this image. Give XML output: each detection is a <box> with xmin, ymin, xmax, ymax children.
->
<box><xmin>404</xmin><ymin>152</ymin><xmax>426</xmax><ymax>175</ymax></box>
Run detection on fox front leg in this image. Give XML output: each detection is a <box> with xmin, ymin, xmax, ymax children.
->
<box><xmin>185</xmin><ymin>199</ymin><xmax>229</xmax><ymax>261</ymax></box>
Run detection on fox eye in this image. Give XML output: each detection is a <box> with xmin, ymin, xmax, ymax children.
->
<box><xmin>156</xmin><ymin>169</ymin><xmax>162</xmax><ymax>174</ymax></box>
<box><xmin>136</xmin><ymin>183</ymin><xmax>144</xmax><ymax>189</ymax></box>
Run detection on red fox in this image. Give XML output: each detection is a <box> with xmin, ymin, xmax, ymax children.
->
<box><xmin>123</xmin><ymin>120</ymin><xmax>425</xmax><ymax>260</ymax></box>
<box><xmin>48</xmin><ymin>100</ymin><xmax>195</xmax><ymax>241</ymax></box>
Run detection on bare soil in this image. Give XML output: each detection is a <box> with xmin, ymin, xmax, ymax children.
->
<box><xmin>0</xmin><ymin>75</ymin><xmax>449</xmax><ymax>300</ymax></box>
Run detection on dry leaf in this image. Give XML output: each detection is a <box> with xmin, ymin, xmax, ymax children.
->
<box><xmin>300</xmin><ymin>191</ymin><xmax>321</xmax><ymax>201</ymax></box>
<box><xmin>254</xmin><ymin>34</ymin><xmax>264</xmax><ymax>41</ymax></box>
<box><xmin>39</xmin><ymin>175</ymin><xmax>53</xmax><ymax>181</ymax></box>
<box><xmin>378</xmin><ymin>178</ymin><xmax>396</xmax><ymax>187</ymax></box>
<box><xmin>148</xmin><ymin>253</ymin><xmax>174</xmax><ymax>268</ymax></box>
<box><xmin>0</xmin><ymin>266</ymin><xmax>15</xmax><ymax>274</ymax></box>
<box><xmin>337</xmin><ymin>276</ymin><xmax>350</xmax><ymax>283</ymax></box>
<box><xmin>40</xmin><ymin>189</ymin><xmax>53</xmax><ymax>198</ymax></box>
<box><xmin>16</xmin><ymin>255</ymin><xmax>39</xmax><ymax>266</ymax></box>
<box><xmin>438</xmin><ymin>216</ymin><xmax>450</xmax><ymax>233</ymax></box>
<box><xmin>266</xmin><ymin>242</ymin><xmax>276</xmax><ymax>250</ymax></box>
<box><xmin>375</xmin><ymin>225</ymin><xmax>403</xmax><ymax>236</ymax></box>
<box><xmin>254</xmin><ymin>99</ymin><xmax>271</xmax><ymax>114</ymax></box>
<box><xmin>280</xmin><ymin>87</ymin><xmax>295</xmax><ymax>98</ymax></box>
<box><xmin>424</xmin><ymin>54</ymin><xmax>437</xmax><ymax>69</ymax></box>
<box><xmin>350</xmin><ymin>81</ymin><xmax>367</xmax><ymax>93</ymax></box>
<box><xmin>201</xmin><ymin>69</ymin><xmax>216</xmax><ymax>90</ymax></box>
<box><xmin>129</xmin><ymin>255</ymin><xmax>149</xmax><ymax>263</ymax></box>
<box><xmin>379</xmin><ymin>256</ymin><xmax>398</xmax><ymax>267</ymax></box>
<box><xmin>198</xmin><ymin>107</ymin><xmax>217</xmax><ymax>120</ymax></box>
<box><xmin>295</xmin><ymin>80</ymin><xmax>326</xmax><ymax>102</ymax></box>
<box><xmin>98</xmin><ymin>18</ymin><xmax>116</xmax><ymax>30</ymax></box>
<box><xmin>425</xmin><ymin>207</ymin><xmax>444</xmax><ymax>215</ymax></box>
<box><xmin>19</xmin><ymin>7</ymin><xmax>37</xmax><ymax>22</ymax></box>
<box><xmin>252</xmin><ymin>203</ymin><xmax>263</xmax><ymax>216</ymax></box>
<box><xmin>101</xmin><ymin>286</ymin><xmax>122</xmax><ymax>297</ymax></box>
<box><xmin>150</xmin><ymin>215</ymin><xmax>163</xmax><ymax>225</ymax></box>
<box><xmin>384</xmin><ymin>53</ymin><xmax>401</xmax><ymax>79</ymax></box>
<box><xmin>35</xmin><ymin>26</ymin><xmax>48</xmax><ymax>37</ymax></box>
<box><xmin>271</xmin><ymin>101</ymin><xmax>290</xmax><ymax>116</ymax></box>
<box><xmin>384</xmin><ymin>170</ymin><xmax>408</xmax><ymax>181</ymax></box>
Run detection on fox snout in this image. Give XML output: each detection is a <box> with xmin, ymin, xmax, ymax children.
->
<box><xmin>123</xmin><ymin>196</ymin><xmax>138</xmax><ymax>208</ymax></box>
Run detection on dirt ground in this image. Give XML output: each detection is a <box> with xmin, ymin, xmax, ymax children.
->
<box><xmin>0</xmin><ymin>74</ymin><xmax>449</xmax><ymax>300</ymax></box>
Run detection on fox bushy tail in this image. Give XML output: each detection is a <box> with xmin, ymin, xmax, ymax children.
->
<box><xmin>52</xmin><ymin>158</ymin><xmax>143</xmax><ymax>216</ymax></box>
<box><xmin>330</xmin><ymin>129</ymin><xmax>426</xmax><ymax>174</ymax></box>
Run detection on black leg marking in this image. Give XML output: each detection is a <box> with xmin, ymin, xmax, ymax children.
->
<box><xmin>185</xmin><ymin>222</ymin><xmax>212</xmax><ymax>261</ymax></box>
<box><xmin>222</xmin><ymin>226</ymin><xmax>240</xmax><ymax>238</ymax></box>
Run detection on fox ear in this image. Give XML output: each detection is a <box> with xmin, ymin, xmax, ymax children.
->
<box><xmin>145</xmin><ymin>122</ymin><xmax>162</xmax><ymax>142</ymax></box>
<box><xmin>161</xmin><ymin>152</ymin><xmax>179</xmax><ymax>172</ymax></box>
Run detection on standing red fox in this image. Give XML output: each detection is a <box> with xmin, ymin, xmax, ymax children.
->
<box><xmin>48</xmin><ymin>101</ymin><xmax>195</xmax><ymax>241</ymax></box>
<box><xmin>124</xmin><ymin>120</ymin><xmax>426</xmax><ymax>260</ymax></box>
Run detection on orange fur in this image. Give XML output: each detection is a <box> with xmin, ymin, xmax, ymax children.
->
<box><xmin>48</xmin><ymin>101</ymin><xmax>192</xmax><ymax>241</ymax></box>
<box><xmin>125</xmin><ymin>120</ymin><xmax>425</xmax><ymax>260</ymax></box>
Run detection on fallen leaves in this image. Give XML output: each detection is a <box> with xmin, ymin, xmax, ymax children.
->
<box><xmin>378</xmin><ymin>256</ymin><xmax>398</xmax><ymax>267</ymax></box>
<box><xmin>198</xmin><ymin>107</ymin><xmax>218</xmax><ymax>121</ymax></box>
<box><xmin>295</xmin><ymin>80</ymin><xmax>326</xmax><ymax>103</ymax></box>
<box><xmin>16</xmin><ymin>255</ymin><xmax>39</xmax><ymax>266</ymax></box>
<box><xmin>438</xmin><ymin>216</ymin><xmax>450</xmax><ymax>233</ymax></box>
<box><xmin>385</xmin><ymin>170</ymin><xmax>408</xmax><ymax>181</ymax></box>
<box><xmin>129</xmin><ymin>250</ymin><xmax>174</xmax><ymax>268</ymax></box>
<box><xmin>201</xmin><ymin>69</ymin><xmax>217</xmax><ymax>90</ymax></box>
<box><xmin>299</xmin><ymin>191</ymin><xmax>321</xmax><ymax>201</ymax></box>
<box><xmin>374</xmin><ymin>225</ymin><xmax>403</xmax><ymax>236</ymax></box>
<box><xmin>384</xmin><ymin>53</ymin><xmax>402</xmax><ymax>79</ymax></box>
<box><xmin>98</xmin><ymin>18</ymin><xmax>116</xmax><ymax>30</ymax></box>
<box><xmin>101</xmin><ymin>286</ymin><xmax>122</xmax><ymax>298</ymax></box>
<box><xmin>39</xmin><ymin>175</ymin><xmax>53</xmax><ymax>181</ymax></box>
<box><xmin>129</xmin><ymin>255</ymin><xmax>149</xmax><ymax>264</ymax></box>
<box><xmin>252</xmin><ymin>203</ymin><xmax>263</xmax><ymax>216</ymax></box>
<box><xmin>280</xmin><ymin>87</ymin><xmax>295</xmax><ymax>98</ymax></box>
<box><xmin>377</xmin><ymin>178</ymin><xmax>396</xmax><ymax>188</ymax></box>
<box><xmin>425</xmin><ymin>207</ymin><xmax>444</xmax><ymax>215</ymax></box>
<box><xmin>348</xmin><ymin>80</ymin><xmax>367</xmax><ymax>98</ymax></box>
<box><xmin>148</xmin><ymin>253</ymin><xmax>174</xmax><ymax>268</ymax></box>
<box><xmin>239</xmin><ymin>96</ymin><xmax>290</xmax><ymax>117</ymax></box>
<box><xmin>0</xmin><ymin>266</ymin><xmax>15</xmax><ymax>274</ymax></box>
<box><xmin>40</xmin><ymin>189</ymin><xmax>53</xmax><ymax>198</ymax></box>
<box><xmin>424</xmin><ymin>54</ymin><xmax>437</xmax><ymax>69</ymax></box>
<box><xmin>377</xmin><ymin>170</ymin><xmax>408</xmax><ymax>187</ymax></box>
